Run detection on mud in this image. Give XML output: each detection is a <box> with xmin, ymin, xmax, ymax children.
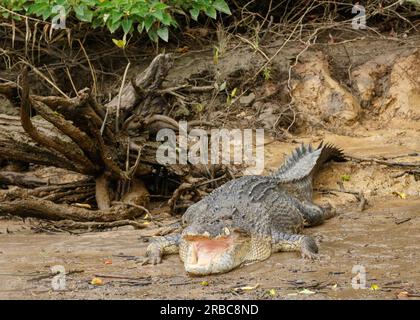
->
<box><xmin>0</xmin><ymin>197</ymin><xmax>418</xmax><ymax>300</ymax></box>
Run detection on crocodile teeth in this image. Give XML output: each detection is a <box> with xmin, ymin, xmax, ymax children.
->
<box><xmin>224</xmin><ymin>227</ymin><xmax>231</xmax><ymax>235</ymax></box>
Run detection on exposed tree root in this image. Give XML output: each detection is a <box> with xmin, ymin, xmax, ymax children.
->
<box><xmin>0</xmin><ymin>198</ymin><xmax>142</xmax><ymax>222</ymax></box>
<box><xmin>49</xmin><ymin>219</ymin><xmax>149</xmax><ymax>231</ymax></box>
<box><xmin>0</xmin><ymin>171</ymin><xmax>46</xmax><ymax>188</ymax></box>
<box><xmin>95</xmin><ymin>174</ymin><xmax>111</xmax><ymax>210</ymax></box>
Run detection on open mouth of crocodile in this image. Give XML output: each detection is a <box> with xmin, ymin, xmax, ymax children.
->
<box><xmin>182</xmin><ymin>234</ymin><xmax>248</xmax><ymax>275</ymax></box>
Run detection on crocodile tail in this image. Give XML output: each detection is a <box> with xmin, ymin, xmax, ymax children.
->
<box><xmin>273</xmin><ymin>142</ymin><xmax>344</xmax><ymax>201</ymax></box>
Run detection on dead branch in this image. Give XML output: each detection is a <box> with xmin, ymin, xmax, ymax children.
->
<box><xmin>0</xmin><ymin>171</ymin><xmax>46</xmax><ymax>188</ymax></box>
<box><xmin>346</xmin><ymin>155</ymin><xmax>420</xmax><ymax>168</ymax></box>
<box><xmin>0</xmin><ymin>198</ymin><xmax>141</xmax><ymax>222</ymax></box>
<box><xmin>106</xmin><ymin>53</ymin><xmax>173</xmax><ymax>114</ymax></box>
<box><xmin>50</xmin><ymin>219</ymin><xmax>148</xmax><ymax>230</ymax></box>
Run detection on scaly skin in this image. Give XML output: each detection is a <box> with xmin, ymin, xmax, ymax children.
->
<box><xmin>142</xmin><ymin>143</ymin><xmax>343</xmax><ymax>275</ymax></box>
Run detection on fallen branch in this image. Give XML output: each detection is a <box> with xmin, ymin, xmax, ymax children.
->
<box><xmin>346</xmin><ymin>155</ymin><xmax>420</xmax><ymax>168</ymax></box>
<box><xmin>0</xmin><ymin>199</ymin><xmax>141</xmax><ymax>222</ymax></box>
<box><xmin>50</xmin><ymin>219</ymin><xmax>149</xmax><ymax>230</ymax></box>
<box><xmin>0</xmin><ymin>171</ymin><xmax>47</xmax><ymax>188</ymax></box>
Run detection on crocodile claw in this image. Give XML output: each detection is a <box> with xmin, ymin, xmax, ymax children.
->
<box><xmin>301</xmin><ymin>249</ymin><xmax>320</xmax><ymax>260</ymax></box>
<box><xmin>141</xmin><ymin>244</ymin><xmax>163</xmax><ymax>265</ymax></box>
<box><xmin>141</xmin><ymin>255</ymin><xmax>162</xmax><ymax>265</ymax></box>
<box><xmin>300</xmin><ymin>236</ymin><xmax>319</xmax><ymax>260</ymax></box>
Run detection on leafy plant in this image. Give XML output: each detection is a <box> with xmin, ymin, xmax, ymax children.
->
<box><xmin>0</xmin><ymin>0</ymin><xmax>231</xmax><ymax>42</ymax></box>
<box><xmin>262</xmin><ymin>67</ymin><xmax>271</xmax><ymax>81</ymax></box>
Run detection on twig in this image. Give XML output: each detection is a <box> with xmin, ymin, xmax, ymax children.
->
<box><xmin>346</xmin><ymin>155</ymin><xmax>420</xmax><ymax>168</ymax></box>
<box><xmin>116</xmin><ymin>62</ymin><xmax>131</xmax><ymax>133</ymax></box>
<box><xmin>19</xmin><ymin>59</ymin><xmax>69</xmax><ymax>98</ymax></box>
<box><xmin>77</xmin><ymin>39</ymin><xmax>97</xmax><ymax>97</ymax></box>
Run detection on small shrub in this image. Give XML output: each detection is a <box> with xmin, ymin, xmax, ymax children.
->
<box><xmin>0</xmin><ymin>0</ymin><xmax>231</xmax><ymax>42</ymax></box>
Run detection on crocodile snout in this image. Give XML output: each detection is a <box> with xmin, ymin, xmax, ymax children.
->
<box><xmin>181</xmin><ymin>232</ymin><xmax>250</xmax><ymax>275</ymax></box>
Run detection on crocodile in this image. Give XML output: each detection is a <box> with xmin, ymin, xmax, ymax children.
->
<box><xmin>142</xmin><ymin>142</ymin><xmax>344</xmax><ymax>275</ymax></box>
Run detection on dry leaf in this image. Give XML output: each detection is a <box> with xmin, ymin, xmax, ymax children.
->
<box><xmin>234</xmin><ymin>284</ymin><xmax>260</xmax><ymax>292</ymax></box>
<box><xmin>104</xmin><ymin>260</ymin><xmax>112</xmax><ymax>265</ymax></box>
<box><xmin>267</xmin><ymin>288</ymin><xmax>276</xmax><ymax>296</ymax></box>
<box><xmin>299</xmin><ymin>288</ymin><xmax>316</xmax><ymax>295</ymax></box>
<box><xmin>91</xmin><ymin>277</ymin><xmax>103</xmax><ymax>286</ymax></box>
<box><xmin>74</xmin><ymin>203</ymin><xmax>91</xmax><ymax>209</ymax></box>
<box><xmin>393</xmin><ymin>192</ymin><xmax>407</xmax><ymax>199</ymax></box>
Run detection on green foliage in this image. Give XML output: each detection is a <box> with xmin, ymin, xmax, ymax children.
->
<box><xmin>0</xmin><ymin>0</ymin><xmax>231</xmax><ymax>42</ymax></box>
<box><xmin>341</xmin><ymin>174</ymin><xmax>351</xmax><ymax>182</ymax></box>
<box><xmin>262</xmin><ymin>67</ymin><xmax>271</xmax><ymax>81</ymax></box>
<box><xmin>406</xmin><ymin>0</ymin><xmax>420</xmax><ymax>6</ymax></box>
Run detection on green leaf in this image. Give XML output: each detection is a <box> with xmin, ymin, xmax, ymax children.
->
<box><xmin>42</xmin><ymin>9</ymin><xmax>53</xmax><ymax>20</ymax></box>
<box><xmin>189</xmin><ymin>7</ymin><xmax>199</xmax><ymax>21</ymax></box>
<box><xmin>204</xmin><ymin>7</ymin><xmax>217</xmax><ymax>19</ymax></box>
<box><xmin>152</xmin><ymin>10</ymin><xmax>164</xmax><ymax>21</ymax></box>
<box><xmin>147</xmin><ymin>28</ymin><xmax>158</xmax><ymax>42</ymax></box>
<box><xmin>160</xmin><ymin>12</ymin><xmax>173</xmax><ymax>26</ymax></box>
<box><xmin>137</xmin><ymin>21</ymin><xmax>145</xmax><ymax>33</ymax></box>
<box><xmin>108</xmin><ymin>20</ymin><xmax>121</xmax><ymax>33</ymax></box>
<box><xmin>111</xmin><ymin>11</ymin><xmax>124</xmax><ymax>24</ymax></box>
<box><xmin>144</xmin><ymin>15</ymin><xmax>154</xmax><ymax>32</ymax></box>
<box><xmin>27</xmin><ymin>3</ymin><xmax>49</xmax><ymax>16</ymax></box>
<box><xmin>74</xmin><ymin>5</ymin><xmax>93</xmax><ymax>22</ymax></box>
<box><xmin>121</xmin><ymin>18</ymin><xmax>133</xmax><ymax>34</ymax></box>
<box><xmin>213</xmin><ymin>0</ymin><xmax>231</xmax><ymax>15</ymax></box>
<box><xmin>132</xmin><ymin>6</ymin><xmax>147</xmax><ymax>17</ymax></box>
<box><xmin>157</xmin><ymin>27</ymin><xmax>168</xmax><ymax>42</ymax></box>
<box><xmin>91</xmin><ymin>17</ymin><xmax>103</xmax><ymax>28</ymax></box>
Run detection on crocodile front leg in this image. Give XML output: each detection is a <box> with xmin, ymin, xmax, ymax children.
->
<box><xmin>271</xmin><ymin>231</ymin><xmax>318</xmax><ymax>259</ymax></box>
<box><xmin>142</xmin><ymin>234</ymin><xmax>181</xmax><ymax>265</ymax></box>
